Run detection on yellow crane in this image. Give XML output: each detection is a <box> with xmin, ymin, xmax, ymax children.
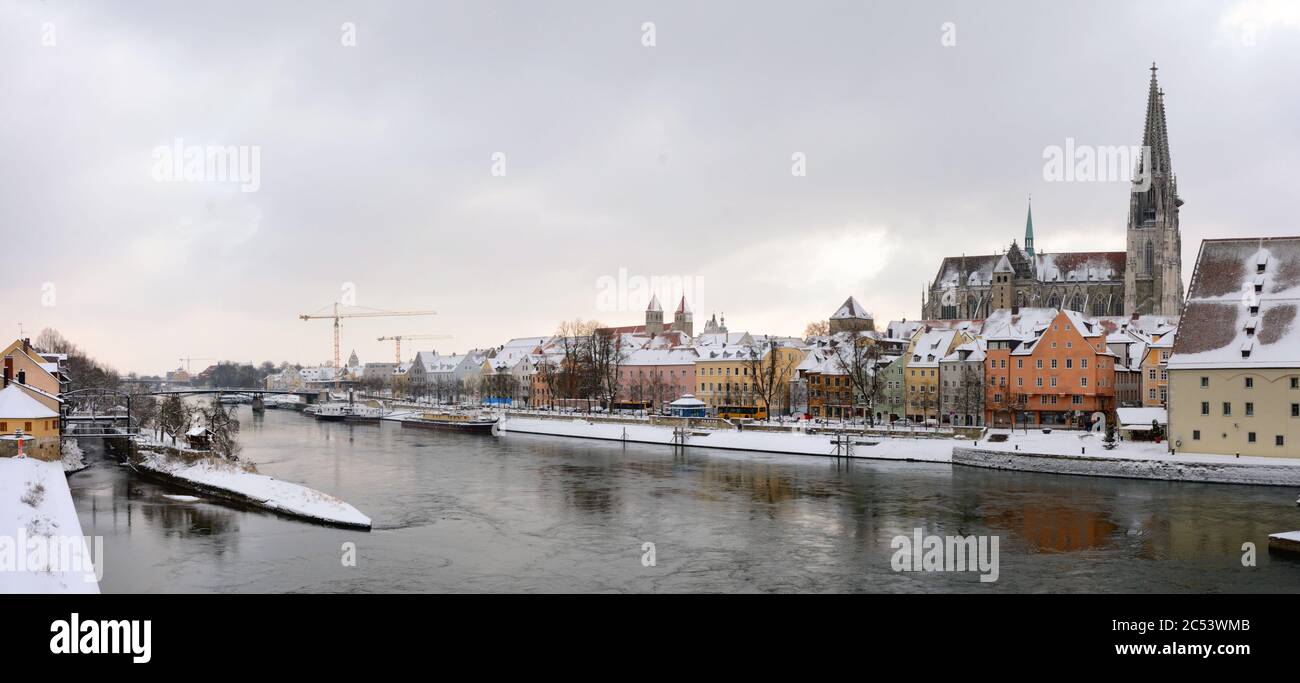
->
<box><xmin>298</xmin><ymin>303</ymin><xmax>438</xmax><ymax>387</ymax></box>
<box><xmin>377</xmin><ymin>334</ymin><xmax>453</xmax><ymax>365</ymax></box>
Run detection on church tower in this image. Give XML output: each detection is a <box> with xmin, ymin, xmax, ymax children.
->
<box><xmin>672</xmin><ymin>296</ymin><xmax>693</xmax><ymax>337</ymax></box>
<box><xmin>645</xmin><ymin>294</ymin><xmax>664</xmax><ymax>334</ymax></box>
<box><xmin>1123</xmin><ymin>63</ymin><xmax>1184</xmax><ymax>316</ymax></box>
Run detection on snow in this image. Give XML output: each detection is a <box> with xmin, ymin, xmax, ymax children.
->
<box><xmin>830</xmin><ymin>296</ymin><xmax>871</xmax><ymax>320</ymax></box>
<box><xmin>60</xmin><ymin>440</ymin><xmax>88</xmax><ymax>473</ymax></box>
<box><xmin>0</xmin><ymin>384</ymin><xmax>59</xmax><ymax>419</ymax></box>
<box><xmin>132</xmin><ymin>446</ymin><xmax>371</xmax><ymax>529</ymax></box>
<box><xmin>500</xmin><ymin>417</ymin><xmax>954</xmax><ymax>462</ymax></box>
<box><xmin>162</xmin><ymin>494</ymin><xmax>201</xmax><ymax>502</ymax></box>
<box><xmin>956</xmin><ymin>429</ymin><xmax>1300</xmax><ymax>486</ymax></box>
<box><xmin>0</xmin><ymin>457</ymin><xmax>100</xmax><ymax>593</ymax></box>
<box><xmin>1116</xmin><ymin>407</ymin><xmax>1167</xmax><ymax>426</ymax></box>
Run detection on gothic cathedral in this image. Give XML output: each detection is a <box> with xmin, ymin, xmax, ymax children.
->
<box><xmin>923</xmin><ymin>65</ymin><xmax>1184</xmax><ymax>320</ymax></box>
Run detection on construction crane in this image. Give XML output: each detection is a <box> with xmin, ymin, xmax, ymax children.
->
<box><xmin>377</xmin><ymin>334</ymin><xmax>453</xmax><ymax>365</ymax></box>
<box><xmin>179</xmin><ymin>357</ymin><xmax>215</xmax><ymax>372</ymax></box>
<box><xmin>298</xmin><ymin>303</ymin><xmax>438</xmax><ymax>387</ymax></box>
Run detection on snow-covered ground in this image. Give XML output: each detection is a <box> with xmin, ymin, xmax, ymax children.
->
<box><xmin>957</xmin><ymin>430</ymin><xmax>1300</xmax><ymax>486</ymax></box>
<box><xmin>133</xmin><ymin>444</ymin><xmax>371</xmax><ymax>529</ymax></box>
<box><xmin>499</xmin><ymin>417</ymin><xmax>955</xmax><ymax>462</ymax></box>
<box><xmin>972</xmin><ymin>429</ymin><xmax>1300</xmax><ymax>468</ymax></box>
<box><xmin>0</xmin><ymin>457</ymin><xmax>100</xmax><ymax>593</ymax></box>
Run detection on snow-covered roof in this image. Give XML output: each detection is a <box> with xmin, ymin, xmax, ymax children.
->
<box><xmin>909</xmin><ymin>330</ymin><xmax>957</xmax><ymax>367</ymax></box>
<box><xmin>185</xmin><ymin>426</ymin><xmax>212</xmax><ymax>437</ymax></box>
<box><xmin>623</xmin><ymin>347</ymin><xmax>699</xmax><ymax>366</ymax></box>
<box><xmin>0</xmin><ymin>385</ymin><xmax>58</xmax><ymax>419</ymax></box>
<box><xmin>669</xmin><ymin>394</ymin><xmax>706</xmax><ymax>407</ymax></box>
<box><xmin>1169</xmin><ymin>237</ymin><xmax>1300</xmax><ymax>370</ymax></box>
<box><xmin>1117</xmin><ymin>407</ymin><xmax>1167</xmax><ymax>426</ymax></box>
<box><xmin>980</xmin><ymin>307</ymin><xmax>1059</xmax><ymax>341</ymax></box>
<box><xmin>646</xmin><ymin>294</ymin><xmax>662</xmax><ymax>312</ymax></box>
<box><xmin>1033</xmin><ymin>251</ymin><xmax>1125</xmax><ymax>283</ymax></box>
<box><xmin>830</xmin><ymin>296</ymin><xmax>871</xmax><ymax>320</ymax></box>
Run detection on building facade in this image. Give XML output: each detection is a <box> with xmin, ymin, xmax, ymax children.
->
<box><xmin>1166</xmin><ymin>237</ymin><xmax>1300</xmax><ymax>457</ymax></box>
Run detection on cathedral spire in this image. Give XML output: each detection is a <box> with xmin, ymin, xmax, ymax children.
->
<box><xmin>1024</xmin><ymin>196</ymin><xmax>1035</xmax><ymax>259</ymax></box>
<box><xmin>1141</xmin><ymin>62</ymin><xmax>1172</xmax><ymax>177</ymax></box>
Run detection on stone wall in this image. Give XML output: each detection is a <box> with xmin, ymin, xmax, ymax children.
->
<box><xmin>953</xmin><ymin>447</ymin><xmax>1300</xmax><ymax>487</ymax></box>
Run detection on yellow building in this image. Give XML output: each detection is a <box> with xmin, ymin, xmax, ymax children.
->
<box><xmin>1</xmin><ymin>338</ymin><xmax>62</xmax><ymax>414</ymax></box>
<box><xmin>904</xmin><ymin>328</ymin><xmax>964</xmax><ymax>423</ymax></box>
<box><xmin>695</xmin><ymin>341</ymin><xmax>806</xmax><ymax>416</ymax></box>
<box><xmin>1139</xmin><ymin>331</ymin><xmax>1175</xmax><ymax>407</ymax></box>
<box><xmin>1167</xmin><ymin>237</ymin><xmax>1300</xmax><ymax>458</ymax></box>
<box><xmin>0</xmin><ymin>384</ymin><xmax>61</xmax><ymax>460</ymax></box>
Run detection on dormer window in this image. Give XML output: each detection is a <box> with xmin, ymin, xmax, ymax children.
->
<box><xmin>1250</xmin><ymin>305</ymin><xmax>1260</xmax><ymax>316</ymax></box>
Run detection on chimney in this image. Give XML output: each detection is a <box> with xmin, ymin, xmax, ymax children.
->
<box><xmin>16</xmin><ymin>370</ymin><xmax>24</xmax><ymax>385</ymax></box>
<box><xmin>22</xmin><ymin>338</ymin><xmax>30</xmax><ymax>353</ymax></box>
<box><xmin>3</xmin><ymin>356</ymin><xmax>11</xmax><ymax>387</ymax></box>
<box><xmin>1011</xmin><ymin>306</ymin><xmax>1020</xmax><ymax>315</ymax></box>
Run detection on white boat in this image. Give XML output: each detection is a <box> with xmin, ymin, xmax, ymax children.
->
<box><xmin>314</xmin><ymin>403</ymin><xmax>350</xmax><ymax>421</ymax></box>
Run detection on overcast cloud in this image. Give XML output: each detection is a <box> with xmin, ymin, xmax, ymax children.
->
<box><xmin>3</xmin><ymin>0</ymin><xmax>1298</xmax><ymax>373</ymax></box>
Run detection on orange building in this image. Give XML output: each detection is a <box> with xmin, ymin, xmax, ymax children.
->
<box><xmin>986</xmin><ymin>309</ymin><xmax>1118</xmax><ymax>428</ymax></box>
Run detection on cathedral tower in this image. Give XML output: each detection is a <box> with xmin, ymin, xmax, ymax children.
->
<box><xmin>1123</xmin><ymin>63</ymin><xmax>1184</xmax><ymax>316</ymax></box>
<box><xmin>645</xmin><ymin>294</ymin><xmax>664</xmax><ymax>334</ymax></box>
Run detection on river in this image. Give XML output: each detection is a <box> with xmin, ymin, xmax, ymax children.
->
<box><xmin>67</xmin><ymin>407</ymin><xmax>1300</xmax><ymax>592</ymax></box>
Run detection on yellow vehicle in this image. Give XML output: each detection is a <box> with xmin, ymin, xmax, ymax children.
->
<box><xmin>716</xmin><ymin>405</ymin><xmax>767</xmax><ymax>420</ymax></box>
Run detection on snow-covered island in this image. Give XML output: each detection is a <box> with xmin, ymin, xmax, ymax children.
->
<box><xmin>131</xmin><ymin>436</ymin><xmax>371</xmax><ymax>530</ymax></box>
<box><xmin>0</xmin><ymin>457</ymin><xmax>100</xmax><ymax>593</ymax></box>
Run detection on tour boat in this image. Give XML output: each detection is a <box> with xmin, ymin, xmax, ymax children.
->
<box><xmin>314</xmin><ymin>403</ymin><xmax>350</xmax><ymax>422</ymax></box>
<box><xmin>343</xmin><ymin>404</ymin><xmax>385</xmax><ymax>423</ymax></box>
<box><xmin>401</xmin><ymin>410</ymin><xmax>499</xmax><ymax>435</ymax></box>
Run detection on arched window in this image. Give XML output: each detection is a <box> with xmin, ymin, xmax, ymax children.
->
<box><xmin>1070</xmin><ymin>294</ymin><xmax>1084</xmax><ymax>312</ymax></box>
<box><xmin>1047</xmin><ymin>292</ymin><xmax>1060</xmax><ymax>309</ymax></box>
<box><xmin>1144</xmin><ymin>240</ymin><xmax>1155</xmax><ymax>274</ymax></box>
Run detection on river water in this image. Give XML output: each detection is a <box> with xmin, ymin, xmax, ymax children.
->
<box><xmin>67</xmin><ymin>407</ymin><xmax>1300</xmax><ymax>592</ymax></box>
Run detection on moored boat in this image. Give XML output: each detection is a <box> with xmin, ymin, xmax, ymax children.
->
<box><xmin>343</xmin><ymin>403</ymin><xmax>385</xmax><ymax>423</ymax></box>
<box><xmin>314</xmin><ymin>403</ymin><xmax>350</xmax><ymax>421</ymax></box>
<box><xmin>401</xmin><ymin>410</ymin><xmax>499</xmax><ymax>435</ymax></box>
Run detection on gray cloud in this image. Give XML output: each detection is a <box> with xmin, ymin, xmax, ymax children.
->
<box><xmin>2</xmin><ymin>0</ymin><xmax>1296</xmax><ymax>372</ymax></box>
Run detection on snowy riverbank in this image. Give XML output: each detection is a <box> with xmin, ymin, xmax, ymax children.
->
<box><xmin>0</xmin><ymin>457</ymin><xmax>100</xmax><ymax>593</ymax></box>
<box><xmin>498</xmin><ymin>416</ymin><xmax>955</xmax><ymax>462</ymax></box>
<box><xmin>954</xmin><ymin>430</ymin><xmax>1300</xmax><ymax>487</ymax></box>
<box><xmin>132</xmin><ymin>441</ymin><xmax>371</xmax><ymax>529</ymax></box>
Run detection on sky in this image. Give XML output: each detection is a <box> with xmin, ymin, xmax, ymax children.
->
<box><xmin>3</xmin><ymin>0</ymin><xmax>1299</xmax><ymax>375</ymax></box>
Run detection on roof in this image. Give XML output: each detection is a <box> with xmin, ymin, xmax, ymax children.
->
<box><xmin>1033</xmin><ymin>252</ymin><xmax>1125</xmax><ymax>283</ymax></box>
<box><xmin>646</xmin><ymin>294</ymin><xmax>662</xmax><ymax>312</ymax></box>
<box><xmin>0</xmin><ymin>385</ymin><xmax>59</xmax><ymax>419</ymax></box>
<box><xmin>1116</xmin><ymin>407</ymin><xmax>1168</xmax><ymax>426</ymax></box>
<box><xmin>1168</xmin><ymin>237</ymin><xmax>1300</xmax><ymax>370</ymax></box>
<box><xmin>830</xmin><ymin>296</ymin><xmax>871</xmax><ymax>320</ymax></box>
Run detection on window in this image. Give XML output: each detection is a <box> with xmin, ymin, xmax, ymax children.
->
<box><xmin>1278</xmin><ymin>435</ymin><xmax>1286</xmax><ymax>447</ymax></box>
<box><xmin>1201</xmin><ymin>377</ymin><xmax>1209</xmax><ymax>388</ymax></box>
<box><xmin>1066</xmin><ymin>359</ymin><xmax>1073</xmax><ymax>369</ymax></box>
<box><xmin>1080</xmin><ymin>377</ymin><xmax>1088</xmax><ymax>387</ymax></box>
<box><xmin>1292</xmin><ymin>377</ymin><xmax>1299</xmax><ymax>389</ymax></box>
<box><xmin>1192</xmin><ymin>430</ymin><xmax>1201</xmax><ymax>440</ymax></box>
<box><xmin>1149</xmin><ymin>369</ymin><xmax>1157</xmax><ymax>380</ymax></box>
<box><xmin>1223</xmin><ymin>402</ymin><xmax>1232</xmax><ymax>416</ymax></box>
<box><xmin>1036</xmin><ymin>377</ymin><xmax>1043</xmax><ymax>387</ymax></box>
<box><xmin>23</xmin><ymin>422</ymin><xmax>32</xmax><ymax>432</ymax></box>
<box><xmin>1036</xmin><ymin>359</ymin><xmax>1043</xmax><ymax>369</ymax></box>
<box><xmin>1293</xmin><ymin>404</ymin><xmax>1299</xmax><ymax>418</ymax></box>
<box><xmin>0</xmin><ymin>421</ymin><xmax>6</xmax><ymax>432</ymax></box>
<box><xmin>1245</xmin><ymin>377</ymin><xmax>1254</xmax><ymax>389</ymax></box>
<box><xmin>1050</xmin><ymin>377</ymin><xmax>1058</xmax><ymax>388</ymax></box>
<box><xmin>1248</xmin><ymin>432</ymin><xmax>1257</xmax><ymax>443</ymax></box>
<box><xmin>1150</xmin><ymin>389</ymin><xmax>1157</xmax><ymax>400</ymax></box>
<box><xmin>1246</xmin><ymin>402</ymin><xmax>1254</xmax><ymax>417</ymax></box>
<box><xmin>1081</xmin><ymin>358</ymin><xmax>1088</xmax><ymax>369</ymax></box>
<box><xmin>1072</xmin><ymin>395</ymin><xmax>1082</xmax><ymax>405</ymax></box>
<box><xmin>1201</xmin><ymin>401</ymin><xmax>1209</xmax><ymax>415</ymax></box>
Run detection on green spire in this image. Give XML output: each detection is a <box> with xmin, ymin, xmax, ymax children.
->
<box><xmin>1024</xmin><ymin>196</ymin><xmax>1035</xmax><ymax>259</ymax></box>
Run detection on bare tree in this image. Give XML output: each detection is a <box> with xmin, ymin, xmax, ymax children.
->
<box><xmin>195</xmin><ymin>397</ymin><xmax>242</xmax><ymax>460</ymax></box>
<box><xmin>589</xmin><ymin>328</ymin><xmax>626</xmax><ymax>410</ymax></box>
<box><xmin>745</xmin><ymin>340</ymin><xmax>800</xmax><ymax>418</ymax></box>
<box><xmin>803</xmin><ymin>321</ymin><xmax>830</xmax><ymax>339</ymax></box>
<box><xmin>832</xmin><ymin>333</ymin><xmax>884</xmax><ymax>424</ymax></box>
<box><xmin>158</xmin><ymin>394</ymin><xmax>191</xmax><ymax>445</ymax></box>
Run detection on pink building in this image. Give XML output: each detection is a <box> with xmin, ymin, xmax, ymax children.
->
<box><xmin>617</xmin><ymin>347</ymin><xmax>698</xmax><ymax>409</ymax></box>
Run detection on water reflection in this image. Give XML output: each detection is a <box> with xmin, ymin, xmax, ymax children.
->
<box><xmin>66</xmin><ymin>408</ymin><xmax>1300</xmax><ymax>593</ymax></box>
